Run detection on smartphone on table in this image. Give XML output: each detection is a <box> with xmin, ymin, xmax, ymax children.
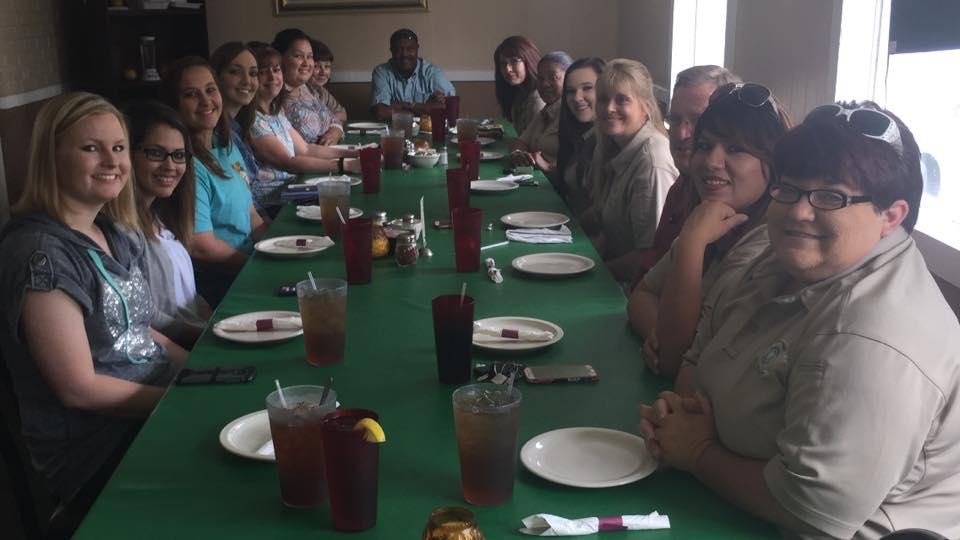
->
<box><xmin>523</xmin><ymin>364</ymin><xmax>598</xmax><ymax>384</ymax></box>
<box><xmin>175</xmin><ymin>366</ymin><xmax>257</xmax><ymax>385</ymax></box>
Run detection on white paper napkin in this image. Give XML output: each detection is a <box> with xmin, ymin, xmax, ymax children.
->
<box><xmin>519</xmin><ymin>512</ymin><xmax>671</xmax><ymax>536</ymax></box>
<box><xmin>217</xmin><ymin>316</ymin><xmax>302</xmax><ymax>332</ymax></box>
<box><xmin>256</xmin><ymin>439</ymin><xmax>274</xmax><ymax>458</ymax></box>
<box><xmin>506</xmin><ymin>225</ymin><xmax>573</xmax><ymax>244</ymax></box>
<box><xmin>473</xmin><ymin>321</ymin><xmax>554</xmax><ymax>342</ymax></box>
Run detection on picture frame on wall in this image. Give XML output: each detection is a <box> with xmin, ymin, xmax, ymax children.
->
<box><xmin>274</xmin><ymin>0</ymin><xmax>428</xmax><ymax>14</ymax></box>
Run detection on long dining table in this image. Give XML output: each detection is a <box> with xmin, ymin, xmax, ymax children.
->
<box><xmin>73</xmin><ymin>123</ymin><xmax>777</xmax><ymax>539</ymax></box>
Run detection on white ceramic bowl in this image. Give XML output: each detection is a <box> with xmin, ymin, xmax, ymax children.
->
<box><xmin>408</xmin><ymin>152</ymin><xmax>440</xmax><ymax>168</ymax></box>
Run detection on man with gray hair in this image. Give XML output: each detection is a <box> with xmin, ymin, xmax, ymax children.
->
<box><xmin>631</xmin><ymin>65</ymin><xmax>740</xmax><ymax>283</ymax></box>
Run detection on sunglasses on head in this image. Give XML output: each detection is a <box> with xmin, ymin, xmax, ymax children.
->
<box><xmin>709</xmin><ymin>82</ymin><xmax>779</xmax><ymax>117</ymax></box>
<box><xmin>805</xmin><ymin>104</ymin><xmax>903</xmax><ymax>155</ymax></box>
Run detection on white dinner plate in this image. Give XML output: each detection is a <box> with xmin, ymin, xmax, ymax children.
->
<box><xmin>472</xmin><ymin>316</ymin><xmax>563</xmax><ymax>351</ymax></box>
<box><xmin>295</xmin><ymin>206</ymin><xmax>362</xmax><ymax>222</ymax></box>
<box><xmin>512</xmin><ymin>253</ymin><xmax>595</xmax><ymax>277</ymax></box>
<box><xmin>521</xmin><ymin>427</ymin><xmax>657</xmax><ymax>488</ymax></box>
<box><xmin>346</xmin><ymin>122</ymin><xmax>388</xmax><ymax>132</ymax></box>
<box><xmin>450</xmin><ymin>136</ymin><xmax>496</xmax><ymax>146</ymax></box>
<box><xmin>213</xmin><ymin>310</ymin><xmax>304</xmax><ymax>344</ymax></box>
<box><xmin>255</xmin><ymin>235</ymin><xmax>333</xmax><ymax>258</ymax></box>
<box><xmin>220</xmin><ymin>410</ymin><xmax>274</xmax><ymax>462</ymax></box>
<box><xmin>302</xmin><ymin>174</ymin><xmax>362</xmax><ymax>187</ymax></box>
<box><xmin>471</xmin><ymin>180</ymin><xmax>518</xmax><ymax>193</ymax></box>
<box><xmin>501</xmin><ymin>211</ymin><xmax>570</xmax><ymax>229</ymax></box>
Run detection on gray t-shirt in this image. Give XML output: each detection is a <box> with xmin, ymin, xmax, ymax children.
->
<box><xmin>0</xmin><ymin>213</ymin><xmax>172</xmax><ymax>501</ymax></box>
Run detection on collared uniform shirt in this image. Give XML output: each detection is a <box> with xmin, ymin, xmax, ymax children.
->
<box><xmin>685</xmin><ymin>226</ymin><xmax>960</xmax><ymax>539</ymax></box>
<box><xmin>369</xmin><ymin>58</ymin><xmax>456</xmax><ymax>106</ymax></box>
<box><xmin>587</xmin><ymin>121</ymin><xmax>678</xmax><ymax>259</ymax></box>
<box><xmin>518</xmin><ymin>99</ymin><xmax>561</xmax><ymax>163</ymax></box>
<box><xmin>510</xmin><ymin>88</ymin><xmax>545</xmax><ymax>136</ymax></box>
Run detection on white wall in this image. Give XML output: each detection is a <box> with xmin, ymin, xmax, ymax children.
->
<box><xmin>617</xmin><ymin>0</ymin><xmax>673</xmax><ymax>88</ymax></box>
<box><xmin>725</xmin><ymin>0</ymin><xmax>842</xmax><ymax>121</ymax></box>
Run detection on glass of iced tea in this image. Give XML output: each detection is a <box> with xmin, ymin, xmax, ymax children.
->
<box><xmin>296</xmin><ymin>278</ymin><xmax>347</xmax><ymax>366</ymax></box>
<box><xmin>452</xmin><ymin>384</ymin><xmax>522</xmax><ymax>506</ymax></box>
<box><xmin>265</xmin><ymin>385</ymin><xmax>338</xmax><ymax>508</ymax></box>
<box><xmin>382</xmin><ymin>128</ymin><xmax>406</xmax><ymax>170</ymax></box>
<box><xmin>322</xmin><ymin>408</ymin><xmax>381</xmax><ymax>531</ymax></box>
<box><xmin>317</xmin><ymin>179</ymin><xmax>351</xmax><ymax>241</ymax></box>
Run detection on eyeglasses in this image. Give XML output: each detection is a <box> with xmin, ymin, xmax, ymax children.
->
<box><xmin>805</xmin><ymin>104</ymin><xmax>903</xmax><ymax>155</ymax></box>
<box><xmin>769</xmin><ymin>182</ymin><xmax>872</xmax><ymax>211</ymax></box>
<box><xmin>140</xmin><ymin>146</ymin><xmax>190</xmax><ymax>164</ymax></box>
<box><xmin>710</xmin><ymin>82</ymin><xmax>779</xmax><ymax>117</ymax></box>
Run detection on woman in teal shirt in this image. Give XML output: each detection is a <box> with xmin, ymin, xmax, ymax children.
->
<box><xmin>161</xmin><ymin>56</ymin><xmax>268</xmax><ymax>306</ymax></box>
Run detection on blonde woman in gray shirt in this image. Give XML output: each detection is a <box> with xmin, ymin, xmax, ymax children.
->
<box><xmin>582</xmin><ymin>59</ymin><xmax>678</xmax><ymax>283</ymax></box>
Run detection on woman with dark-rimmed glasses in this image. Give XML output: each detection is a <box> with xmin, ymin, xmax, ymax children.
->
<box><xmin>494</xmin><ymin>36</ymin><xmax>544</xmax><ymax>135</ymax></box>
<box><xmin>125</xmin><ymin>100</ymin><xmax>211</xmax><ymax>348</ymax></box>
<box><xmin>639</xmin><ymin>102</ymin><xmax>960</xmax><ymax>539</ymax></box>
<box><xmin>628</xmin><ymin>82</ymin><xmax>792</xmax><ymax>379</ymax></box>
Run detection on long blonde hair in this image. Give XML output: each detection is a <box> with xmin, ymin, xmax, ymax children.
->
<box><xmin>15</xmin><ymin>92</ymin><xmax>138</xmax><ymax>228</ymax></box>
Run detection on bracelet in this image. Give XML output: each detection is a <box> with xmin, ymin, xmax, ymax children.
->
<box><xmin>337</xmin><ymin>157</ymin><xmax>345</xmax><ymax>175</ymax></box>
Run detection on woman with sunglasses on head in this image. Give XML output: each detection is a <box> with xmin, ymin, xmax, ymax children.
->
<box><xmin>556</xmin><ymin>57</ymin><xmax>605</xmax><ymax>215</ymax></box>
<box><xmin>246</xmin><ymin>45</ymin><xmax>360</xmax><ymax>213</ymax></box>
<box><xmin>307</xmin><ymin>38</ymin><xmax>347</xmax><ymax>124</ymax></box>
<box><xmin>628</xmin><ymin>82</ymin><xmax>792</xmax><ymax>379</ymax></box>
<box><xmin>210</xmin><ymin>42</ymin><xmax>260</xmax><ymax>192</ymax></box>
<box><xmin>161</xmin><ymin>56</ymin><xmax>268</xmax><ymax>307</ymax></box>
<box><xmin>494</xmin><ymin>36</ymin><xmax>544</xmax><ymax>135</ymax></box>
<box><xmin>639</xmin><ymin>103</ymin><xmax>960</xmax><ymax>539</ymax></box>
<box><xmin>125</xmin><ymin>101</ymin><xmax>211</xmax><ymax>348</ymax></box>
<box><xmin>580</xmin><ymin>59</ymin><xmax>678</xmax><ymax>284</ymax></box>
<box><xmin>0</xmin><ymin>93</ymin><xmax>185</xmax><ymax>513</ymax></box>
<box><xmin>509</xmin><ymin>51</ymin><xmax>572</xmax><ymax>179</ymax></box>
<box><xmin>273</xmin><ymin>28</ymin><xmax>344</xmax><ymax>146</ymax></box>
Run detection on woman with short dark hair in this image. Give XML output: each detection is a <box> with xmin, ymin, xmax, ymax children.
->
<box><xmin>640</xmin><ymin>103</ymin><xmax>960</xmax><ymax>539</ymax></box>
<box><xmin>307</xmin><ymin>38</ymin><xmax>347</xmax><ymax>123</ymax></box>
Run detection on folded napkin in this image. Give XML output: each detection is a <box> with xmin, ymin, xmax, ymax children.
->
<box><xmin>520</xmin><ymin>512</ymin><xmax>671</xmax><ymax>536</ymax></box>
<box><xmin>506</xmin><ymin>225</ymin><xmax>573</xmax><ymax>244</ymax></box>
<box><xmin>497</xmin><ymin>173</ymin><xmax>537</xmax><ymax>186</ymax></box>
<box><xmin>256</xmin><ymin>439</ymin><xmax>274</xmax><ymax>458</ymax></box>
<box><xmin>473</xmin><ymin>321</ymin><xmax>554</xmax><ymax>342</ymax></box>
<box><xmin>485</xmin><ymin>258</ymin><xmax>504</xmax><ymax>284</ymax></box>
<box><xmin>218</xmin><ymin>316</ymin><xmax>302</xmax><ymax>332</ymax></box>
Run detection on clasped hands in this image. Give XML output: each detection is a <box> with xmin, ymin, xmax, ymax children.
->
<box><xmin>638</xmin><ymin>391</ymin><xmax>718</xmax><ymax>472</ymax></box>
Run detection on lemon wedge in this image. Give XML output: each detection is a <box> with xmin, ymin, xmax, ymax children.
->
<box><xmin>353</xmin><ymin>417</ymin><xmax>386</xmax><ymax>443</ymax></box>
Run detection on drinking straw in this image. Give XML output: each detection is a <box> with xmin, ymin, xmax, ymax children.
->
<box><xmin>419</xmin><ymin>196</ymin><xmax>427</xmax><ymax>245</ymax></box>
<box><xmin>459</xmin><ymin>282</ymin><xmax>467</xmax><ymax>305</ymax></box>
<box><xmin>308</xmin><ymin>271</ymin><xmax>318</xmax><ymax>290</ymax></box>
<box><xmin>319</xmin><ymin>375</ymin><xmax>333</xmax><ymax>405</ymax></box>
<box><xmin>480</xmin><ymin>241</ymin><xmax>509</xmax><ymax>251</ymax></box>
<box><xmin>274</xmin><ymin>379</ymin><xmax>289</xmax><ymax>409</ymax></box>
<box><xmin>335</xmin><ymin>206</ymin><xmax>347</xmax><ymax>224</ymax></box>
<box><xmin>506</xmin><ymin>370</ymin><xmax>516</xmax><ymax>395</ymax></box>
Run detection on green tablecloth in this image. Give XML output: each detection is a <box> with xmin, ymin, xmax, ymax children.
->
<box><xmin>74</xmin><ymin>128</ymin><xmax>777</xmax><ymax>539</ymax></box>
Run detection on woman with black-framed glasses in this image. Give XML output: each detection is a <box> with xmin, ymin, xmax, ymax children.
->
<box><xmin>639</xmin><ymin>103</ymin><xmax>960</xmax><ymax>538</ymax></box>
<box><xmin>125</xmin><ymin>100</ymin><xmax>211</xmax><ymax>348</ymax></box>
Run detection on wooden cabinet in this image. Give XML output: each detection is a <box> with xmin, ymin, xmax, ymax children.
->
<box><xmin>63</xmin><ymin>0</ymin><xmax>208</xmax><ymax>103</ymax></box>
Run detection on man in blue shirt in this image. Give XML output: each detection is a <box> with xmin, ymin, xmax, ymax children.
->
<box><xmin>370</xmin><ymin>28</ymin><xmax>456</xmax><ymax>121</ymax></box>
